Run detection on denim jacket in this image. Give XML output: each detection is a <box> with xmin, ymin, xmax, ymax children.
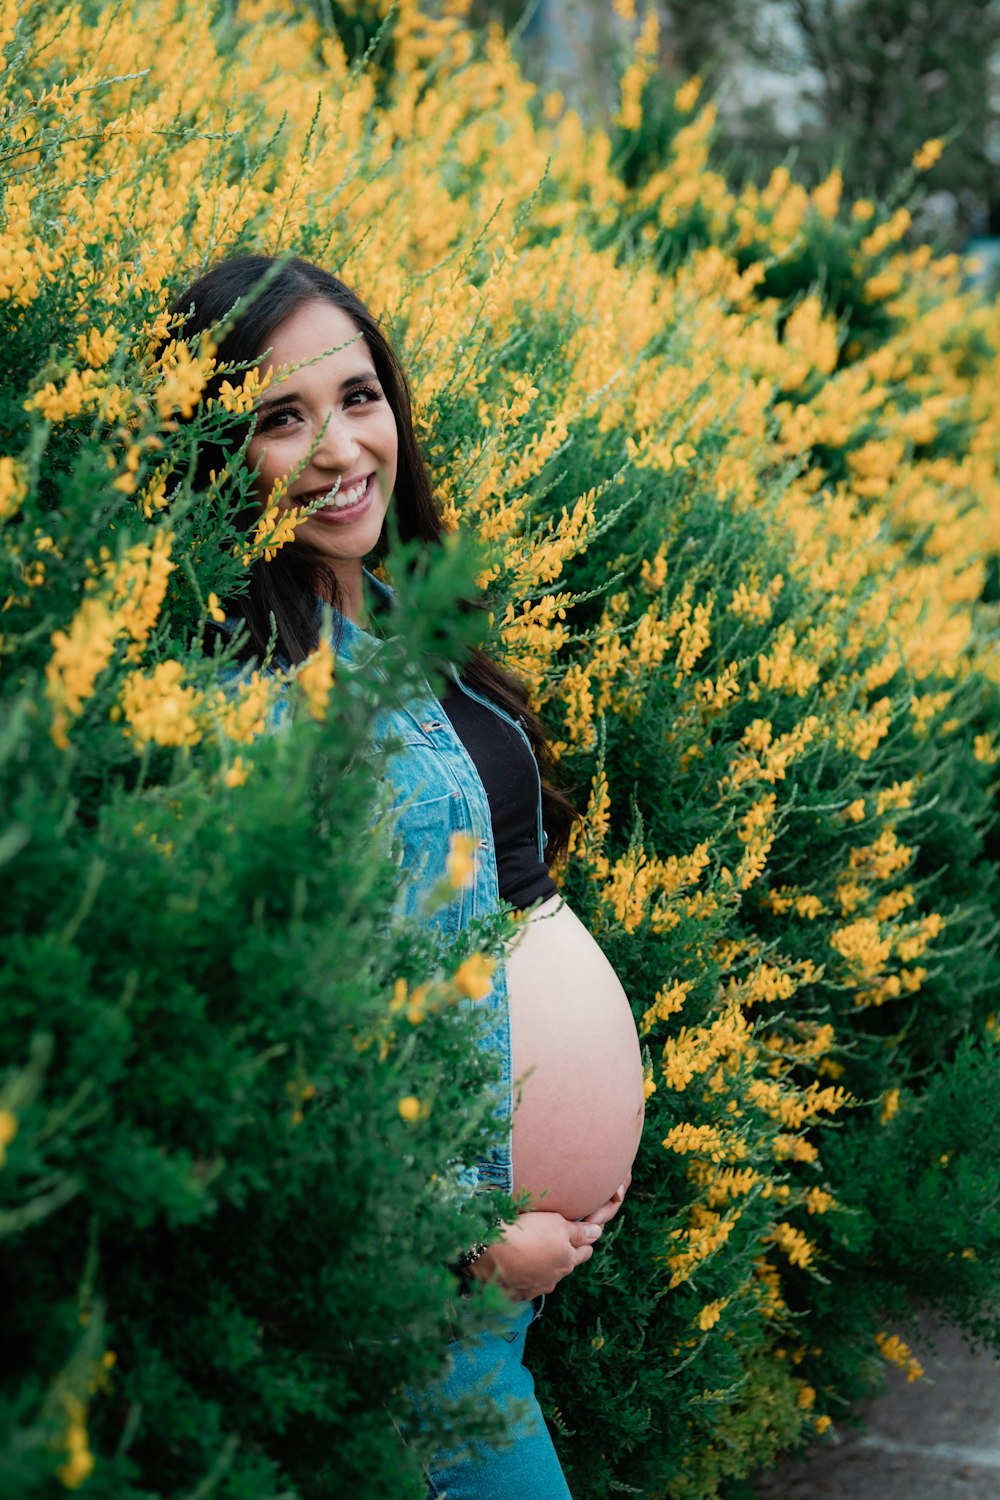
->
<box><xmin>226</xmin><ymin>571</ymin><xmax>539</xmax><ymax>1197</ymax></box>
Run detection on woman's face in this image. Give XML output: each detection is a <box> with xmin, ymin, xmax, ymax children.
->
<box><xmin>246</xmin><ymin>298</ymin><xmax>398</xmax><ymax>589</ymax></box>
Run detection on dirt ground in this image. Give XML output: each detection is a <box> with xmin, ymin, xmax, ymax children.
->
<box><xmin>753</xmin><ymin>1319</ymin><xmax>1000</xmax><ymax>1500</ymax></box>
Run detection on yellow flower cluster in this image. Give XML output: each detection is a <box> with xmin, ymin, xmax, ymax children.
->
<box><xmin>766</xmin><ymin>1221</ymin><xmax>816</xmax><ymax>1269</ymax></box>
<box><xmin>0</xmin><ymin>1108</ymin><xmax>17</xmax><ymax>1167</ymax></box>
<box><xmin>453</xmin><ymin>954</ymin><xmax>496</xmax><ymax>1001</ymax></box>
<box><xmin>211</xmin><ymin>673</ymin><xmax>280</xmax><ymax>745</ymax></box>
<box><xmin>661</xmin><ymin>1005</ymin><xmax>750</xmax><ymax>1093</ymax></box>
<box><xmin>0</xmin><ymin>455</ymin><xmax>27</xmax><ymax>520</ymax></box>
<box><xmin>875</xmin><ymin>1331</ymin><xmax>924</xmax><ymax>1382</ymax></box>
<box><xmin>55</xmin><ymin>1397</ymin><xmax>94</xmax><ymax>1489</ymax></box>
<box><xmin>615</xmin><ymin>7</ymin><xmax>660</xmax><ymax>133</ymax></box>
<box><xmin>666</xmin><ymin>1204</ymin><xmax>740</xmax><ymax>1288</ymax></box>
<box><xmin>242</xmin><ymin>501</ymin><xmax>305</xmax><ymax>566</ymax></box>
<box><xmin>663</xmin><ymin>1121</ymin><xmax>747</xmax><ymax>1163</ymax></box>
<box><xmin>295</xmin><ymin>639</ymin><xmax>335</xmax><ymax>722</ymax></box>
<box><xmin>120</xmin><ymin>661</ymin><xmax>202</xmax><ymax>748</ymax></box>
<box><xmin>44</xmin><ymin>534</ymin><xmax>176</xmax><ymax>746</ymax></box>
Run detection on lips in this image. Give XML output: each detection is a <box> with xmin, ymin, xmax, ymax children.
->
<box><xmin>298</xmin><ymin>473</ymin><xmax>374</xmax><ymax>522</ymax></box>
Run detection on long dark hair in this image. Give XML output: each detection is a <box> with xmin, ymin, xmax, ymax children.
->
<box><xmin>169</xmin><ymin>254</ymin><xmax>577</xmax><ymax>856</ymax></box>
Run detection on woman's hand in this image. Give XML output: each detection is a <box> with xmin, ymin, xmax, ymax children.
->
<box><xmin>468</xmin><ymin>1211</ymin><xmax>602</xmax><ymax>1301</ymax></box>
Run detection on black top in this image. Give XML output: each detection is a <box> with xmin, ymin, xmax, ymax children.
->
<box><xmin>439</xmin><ymin>679</ymin><xmax>558</xmax><ymax>912</ymax></box>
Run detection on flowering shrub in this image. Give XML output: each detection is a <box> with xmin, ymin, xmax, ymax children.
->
<box><xmin>2</xmin><ymin>0</ymin><xmax>1000</xmax><ymax>1496</ymax></box>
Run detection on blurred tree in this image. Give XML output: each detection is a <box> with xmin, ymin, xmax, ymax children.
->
<box><xmin>673</xmin><ymin>0</ymin><xmax>1000</xmax><ymax>237</ymax></box>
<box><xmin>479</xmin><ymin>0</ymin><xmax>1000</xmax><ymax>241</ymax></box>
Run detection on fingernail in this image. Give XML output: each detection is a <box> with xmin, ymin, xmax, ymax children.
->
<box><xmin>585</xmin><ymin>1224</ymin><xmax>601</xmax><ymax>1240</ymax></box>
<box><xmin>617</xmin><ymin>1183</ymin><xmax>625</xmax><ymax>1197</ymax></box>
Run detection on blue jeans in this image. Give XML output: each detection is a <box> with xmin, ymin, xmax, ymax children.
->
<box><xmin>419</xmin><ymin>1295</ymin><xmax>572</xmax><ymax>1499</ymax></box>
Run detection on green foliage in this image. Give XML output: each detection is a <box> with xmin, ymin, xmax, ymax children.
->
<box><xmin>1</xmin><ymin>568</ymin><xmax>522</xmax><ymax>1497</ymax></box>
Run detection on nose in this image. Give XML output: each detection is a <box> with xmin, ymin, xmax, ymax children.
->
<box><xmin>314</xmin><ymin>410</ymin><xmax>360</xmax><ymax>473</ymax></box>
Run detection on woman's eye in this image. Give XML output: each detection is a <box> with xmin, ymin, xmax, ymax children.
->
<box><xmin>345</xmin><ymin>383</ymin><xmax>382</xmax><ymax>407</ymax></box>
<box><xmin>260</xmin><ymin>406</ymin><xmax>298</xmax><ymax>430</ymax></box>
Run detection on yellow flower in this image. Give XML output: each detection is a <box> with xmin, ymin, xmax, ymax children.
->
<box><xmin>207</xmin><ymin>592</ymin><xmax>226</xmax><ymax>624</ymax></box>
<box><xmin>213</xmin><ymin>672</ymin><xmax>277</xmax><ymax>744</ymax></box>
<box><xmin>57</xmin><ymin>1445</ymin><xmax>94</xmax><ymax>1489</ymax></box>
<box><xmin>0</xmin><ymin>455</ymin><xmax>26</xmax><ymax>520</ymax></box>
<box><xmin>662</xmin><ymin>1122</ymin><xmax>745</xmax><ymax>1162</ymax></box>
<box><xmin>880</xmin><ymin>1088</ymin><xmax>900</xmax><ymax>1124</ymax></box>
<box><xmin>27</xmin><ymin>367</ymin><xmax>104</xmax><ymax>423</ymax></box>
<box><xmin>215</xmin><ymin>366</ymin><xmax>271</xmax><ymax>413</ymax></box>
<box><xmin>804</xmin><ymin>1187</ymin><xmax>836</xmax><ymax>1215</ymax></box>
<box><xmin>76</xmin><ymin>325</ymin><xmax>118</xmax><ymax>368</ymax></box>
<box><xmin>155</xmin><ymin>340</ymin><xmax>213</xmax><ymax>419</ymax></box>
<box><xmin>815</xmin><ymin>1414</ymin><xmax>832</xmax><ymax>1435</ymax></box>
<box><xmin>446</xmin><ymin>831</ymin><xmax>478</xmax><ymax>890</ymax></box>
<box><xmin>913</xmin><ymin>137</ymin><xmax>944</xmax><ymax>171</ymax></box>
<box><xmin>674</xmin><ymin>76</ymin><xmax>702</xmax><ymax>114</ymax></box>
<box><xmin>640</xmin><ymin>545</ymin><xmax>668</xmax><ymax>593</ymax></box>
<box><xmin>810</xmin><ymin>168</ymin><xmax>842</xmax><ymax>220</ymax></box>
<box><xmin>241</xmin><ymin>501</ymin><xmax>303</xmax><ymax>564</ymax></box>
<box><xmin>223</xmin><ymin>757</ymin><xmax>249</xmax><ymax>788</ymax></box>
<box><xmin>119</xmin><ymin>661</ymin><xmax>203</xmax><ymax>748</ymax></box>
<box><xmin>0</xmin><ymin>1109</ymin><xmax>17</xmax><ymax>1167</ymax></box>
<box><xmin>398</xmin><ymin>1095</ymin><xmax>422</xmax><ymax>1123</ymax></box>
<box><xmin>876</xmin><ymin>1331</ymin><xmax>924</xmax><ymax>1381</ymax></box>
<box><xmin>46</xmin><ymin>599</ymin><xmax>120</xmax><ymax>749</ymax></box>
<box><xmin>697</xmin><ymin>1297</ymin><xmax>728</xmax><ymax>1331</ymax></box>
<box><xmin>861</xmin><ymin>208</ymin><xmax>911</xmax><ymax>258</ymax></box>
<box><xmin>56</xmin><ymin>1398</ymin><xmax>94</xmax><ymax>1489</ymax></box>
<box><xmin>453</xmin><ymin>954</ymin><xmax>495</xmax><ymax>1001</ymax></box>
<box><xmin>767</xmin><ymin>1221</ymin><xmax>816</xmax><ymax>1268</ymax></box>
<box><xmin>614</xmin><ymin>7</ymin><xmax>659</xmax><ymax>131</ymax></box>
<box><xmin>296</xmin><ymin>638</ymin><xmax>335</xmax><ymax>721</ymax></box>
<box><xmin>407</xmin><ymin>984</ymin><xmax>430</xmax><ymax>1024</ymax></box>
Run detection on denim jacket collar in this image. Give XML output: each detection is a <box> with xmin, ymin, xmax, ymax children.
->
<box><xmin>329</xmin><ymin>567</ymin><xmax>394</xmax><ymax>668</ymax></box>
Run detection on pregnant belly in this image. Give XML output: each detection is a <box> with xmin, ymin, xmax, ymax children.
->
<box><xmin>506</xmin><ymin>894</ymin><xmax>645</xmax><ymax>1221</ymax></box>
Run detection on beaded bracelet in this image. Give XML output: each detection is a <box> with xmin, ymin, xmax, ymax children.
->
<box><xmin>453</xmin><ymin>1239</ymin><xmax>489</xmax><ymax>1274</ymax></box>
<box><xmin>451</xmin><ymin>1216</ymin><xmax>504</xmax><ymax>1278</ymax></box>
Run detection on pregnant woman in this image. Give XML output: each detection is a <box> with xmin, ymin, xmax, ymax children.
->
<box><xmin>170</xmin><ymin>255</ymin><xmax>645</xmax><ymax>1497</ymax></box>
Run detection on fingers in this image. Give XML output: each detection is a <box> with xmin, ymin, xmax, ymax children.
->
<box><xmin>581</xmin><ymin>1182</ymin><xmax>629</xmax><ymax>1226</ymax></box>
<box><xmin>569</xmin><ymin>1220</ymin><xmax>602</xmax><ymax>1249</ymax></box>
<box><xmin>581</xmin><ymin>1199</ymin><xmax>616</xmax><ymax>1226</ymax></box>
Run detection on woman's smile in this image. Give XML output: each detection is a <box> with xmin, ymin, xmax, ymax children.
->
<box><xmin>298</xmin><ymin>472</ymin><xmax>376</xmax><ymax>522</ymax></box>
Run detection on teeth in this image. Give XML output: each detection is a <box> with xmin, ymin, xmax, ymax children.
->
<box><xmin>329</xmin><ymin>477</ymin><xmax>368</xmax><ymax>509</ymax></box>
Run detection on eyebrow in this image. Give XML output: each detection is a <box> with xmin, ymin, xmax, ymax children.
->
<box><xmin>256</xmin><ymin>372</ymin><xmax>381</xmax><ymax>411</ymax></box>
